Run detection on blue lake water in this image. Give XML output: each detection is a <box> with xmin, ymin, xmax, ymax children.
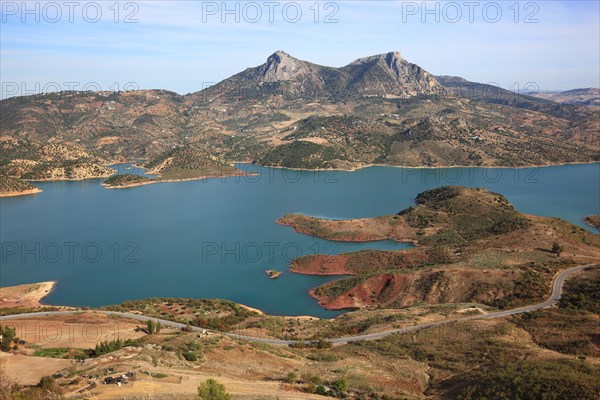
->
<box><xmin>0</xmin><ymin>163</ymin><xmax>598</xmax><ymax>318</ymax></box>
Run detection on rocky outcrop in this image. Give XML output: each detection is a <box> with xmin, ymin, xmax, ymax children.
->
<box><xmin>256</xmin><ymin>51</ymin><xmax>313</xmax><ymax>83</ymax></box>
<box><xmin>342</xmin><ymin>51</ymin><xmax>445</xmax><ymax>97</ymax></box>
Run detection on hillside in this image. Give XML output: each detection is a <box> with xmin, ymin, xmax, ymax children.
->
<box><xmin>0</xmin><ymin>51</ymin><xmax>598</xmax><ymax>172</ymax></box>
<box><xmin>1</xmin><ymin>266</ymin><xmax>599</xmax><ymax>399</ymax></box>
<box><xmin>280</xmin><ymin>187</ymin><xmax>600</xmax><ymax>310</ymax></box>
<box><xmin>0</xmin><ymin>137</ymin><xmax>114</xmax><ymax>181</ymax></box>
<box><xmin>143</xmin><ymin>143</ymin><xmax>242</xmax><ymax>180</ymax></box>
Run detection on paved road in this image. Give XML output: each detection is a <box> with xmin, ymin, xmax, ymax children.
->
<box><xmin>1</xmin><ymin>264</ymin><xmax>595</xmax><ymax>345</ymax></box>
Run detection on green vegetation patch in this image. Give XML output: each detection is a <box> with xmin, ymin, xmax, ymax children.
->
<box><xmin>516</xmin><ymin>310</ymin><xmax>599</xmax><ymax>356</ymax></box>
<box><xmin>33</xmin><ymin>348</ymin><xmax>71</xmax><ymax>358</ymax></box>
<box><xmin>102</xmin><ymin>297</ymin><xmax>257</xmax><ymax>332</ymax></box>
<box><xmin>559</xmin><ymin>267</ymin><xmax>600</xmax><ymax>313</ymax></box>
<box><xmin>259</xmin><ymin>141</ymin><xmax>346</xmax><ymax>169</ymax></box>
<box><xmin>457</xmin><ymin>359</ymin><xmax>599</xmax><ymax>400</ymax></box>
<box><xmin>140</xmin><ymin>370</ymin><xmax>168</xmax><ymax>379</ymax></box>
<box><xmin>405</xmin><ymin>186</ymin><xmax>530</xmax><ymax>244</ymax></box>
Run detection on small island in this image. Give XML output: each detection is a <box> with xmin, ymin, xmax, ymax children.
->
<box><xmin>265</xmin><ymin>269</ymin><xmax>282</xmax><ymax>279</ymax></box>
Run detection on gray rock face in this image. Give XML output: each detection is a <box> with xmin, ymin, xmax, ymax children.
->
<box><xmin>257</xmin><ymin>51</ymin><xmax>305</xmax><ymax>82</ymax></box>
<box><xmin>342</xmin><ymin>51</ymin><xmax>444</xmax><ymax>97</ymax></box>
<box><xmin>214</xmin><ymin>50</ymin><xmax>445</xmax><ymax>100</ymax></box>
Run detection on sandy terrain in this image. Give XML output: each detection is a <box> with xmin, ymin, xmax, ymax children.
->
<box><xmin>0</xmin><ymin>281</ymin><xmax>55</xmax><ymax>308</ymax></box>
<box><xmin>238</xmin><ymin>303</ymin><xmax>264</xmax><ymax>315</ymax></box>
<box><xmin>0</xmin><ymin>352</ymin><xmax>72</xmax><ymax>385</ymax></box>
<box><xmin>90</xmin><ymin>374</ymin><xmax>327</xmax><ymax>399</ymax></box>
<box><xmin>0</xmin><ymin>188</ymin><xmax>42</xmax><ymax>197</ymax></box>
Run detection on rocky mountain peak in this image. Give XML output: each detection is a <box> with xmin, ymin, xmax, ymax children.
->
<box><xmin>349</xmin><ymin>51</ymin><xmax>402</xmax><ymax>65</ymax></box>
<box><xmin>213</xmin><ymin>50</ymin><xmax>445</xmax><ymax>99</ymax></box>
<box><xmin>347</xmin><ymin>51</ymin><xmax>407</xmax><ymax>78</ymax></box>
<box><xmin>258</xmin><ymin>51</ymin><xmax>306</xmax><ymax>82</ymax></box>
<box><xmin>384</xmin><ymin>51</ymin><xmax>404</xmax><ymax>77</ymax></box>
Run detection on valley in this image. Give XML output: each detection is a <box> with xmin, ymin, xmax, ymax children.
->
<box><xmin>1</xmin><ymin>50</ymin><xmax>599</xmax><ymax>399</ymax></box>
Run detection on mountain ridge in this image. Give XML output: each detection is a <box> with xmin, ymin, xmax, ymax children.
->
<box><xmin>200</xmin><ymin>50</ymin><xmax>445</xmax><ymax>101</ymax></box>
<box><xmin>0</xmin><ymin>50</ymin><xmax>598</xmax><ymax>175</ymax></box>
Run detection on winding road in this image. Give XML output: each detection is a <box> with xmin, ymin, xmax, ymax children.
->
<box><xmin>0</xmin><ymin>264</ymin><xmax>595</xmax><ymax>345</ymax></box>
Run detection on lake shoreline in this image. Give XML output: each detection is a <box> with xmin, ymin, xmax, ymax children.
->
<box><xmin>2</xmin><ymin>163</ymin><xmax>597</xmax><ymax>318</ymax></box>
<box><xmin>102</xmin><ymin>171</ymin><xmax>260</xmax><ymax>189</ymax></box>
<box><xmin>0</xmin><ymin>281</ymin><xmax>57</xmax><ymax>308</ymax></box>
<box><xmin>276</xmin><ymin>217</ymin><xmax>419</xmax><ymax>245</ymax></box>
<box><xmin>248</xmin><ymin>160</ymin><xmax>600</xmax><ymax>173</ymax></box>
<box><xmin>10</xmin><ymin>161</ymin><xmax>598</xmax><ymax>187</ymax></box>
<box><xmin>0</xmin><ymin>280</ymin><xmax>329</xmax><ymax>320</ymax></box>
<box><xmin>0</xmin><ymin>188</ymin><xmax>43</xmax><ymax>198</ymax></box>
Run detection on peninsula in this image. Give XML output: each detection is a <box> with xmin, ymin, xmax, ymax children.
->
<box><xmin>280</xmin><ymin>187</ymin><xmax>599</xmax><ymax>310</ymax></box>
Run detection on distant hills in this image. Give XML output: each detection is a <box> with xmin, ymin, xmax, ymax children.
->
<box><xmin>531</xmin><ymin>88</ymin><xmax>600</xmax><ymax>109</ymax></box>
<box><xmin>0</xmin><ymin>51</ymin><xmax>598</xmax><ymax>174</ymax></box>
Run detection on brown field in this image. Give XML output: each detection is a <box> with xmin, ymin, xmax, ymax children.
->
<box><xmin>4</xmin><ymin>312</ymin><xmax>145</xmax><ymax>349</ymax></box>
<box><xmin>89</xmin><ymin>372</ymin><xmax>328</xmax><ymax>399</ymax></box>
<box><xmin>0</xmin><ymin>352</ymin><xmax>72</xmax><ymax>385</ymax></box>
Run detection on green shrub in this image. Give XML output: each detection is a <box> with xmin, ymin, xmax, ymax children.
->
<box><xmin>315</xmin><ymin>385</ymin><xmax>328</xmax><ymax>395</ymax></box>
<box><xmin>285</xmin><ymin>372</ymin><xmax>297</xmax><ymax>383</ymax></box>
<box><xmin>458</xmin><ymin>360</ymin><xmax>598</xmax><ymax>400</ymax></box>
<box><xmin>333</xmin><ymin>378</ymin><xmax>347</xmax><ymax>392</ymax></box>
<box><xmin>197</xmin><ymin>378</ymin><xmax>231</xmax><ymax>400</ymax></box>
<box><xmin>0</xmin><ymin>325</ymin><xmax>17</xmax><ymax>352</ymax></box>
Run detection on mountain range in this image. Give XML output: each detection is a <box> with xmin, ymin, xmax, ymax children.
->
<box><xmin>0</xmin><ymin>51</ymin><xmax>598</xmax><ymax>180</ymax></box>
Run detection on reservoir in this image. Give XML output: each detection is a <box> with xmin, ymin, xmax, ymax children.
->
<box><xmin>1</xmin><ymin>163</ymin><xmax>598</xmax><ymax>318</ymax></box>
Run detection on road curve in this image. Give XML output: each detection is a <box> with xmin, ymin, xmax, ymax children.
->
<box><xmin>0</xmin><ymin>264</ymin><xmax>595</xmax><ymax>346</ymax></box>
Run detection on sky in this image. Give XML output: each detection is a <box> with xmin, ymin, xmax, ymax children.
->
<box><xmin>1</xmin><ymin>0</ymin><xmax>599</xmax><ymax>98</ymax></box>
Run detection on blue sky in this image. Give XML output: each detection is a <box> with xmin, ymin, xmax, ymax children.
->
<box><xmin>1</xmin><ymin>1</ymin><xmax>598</xmax><ymax>98</ymax></box>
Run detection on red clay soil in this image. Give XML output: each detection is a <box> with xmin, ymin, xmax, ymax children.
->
<box><xmin>291</xmin><ymin>250</ymin><xmax>431</xmax><ymax>276</ymax></box>
<box><xmin>311</xmin><ymin>274</ymin><xmax>412</xmax><ymax>310</ymax></box>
